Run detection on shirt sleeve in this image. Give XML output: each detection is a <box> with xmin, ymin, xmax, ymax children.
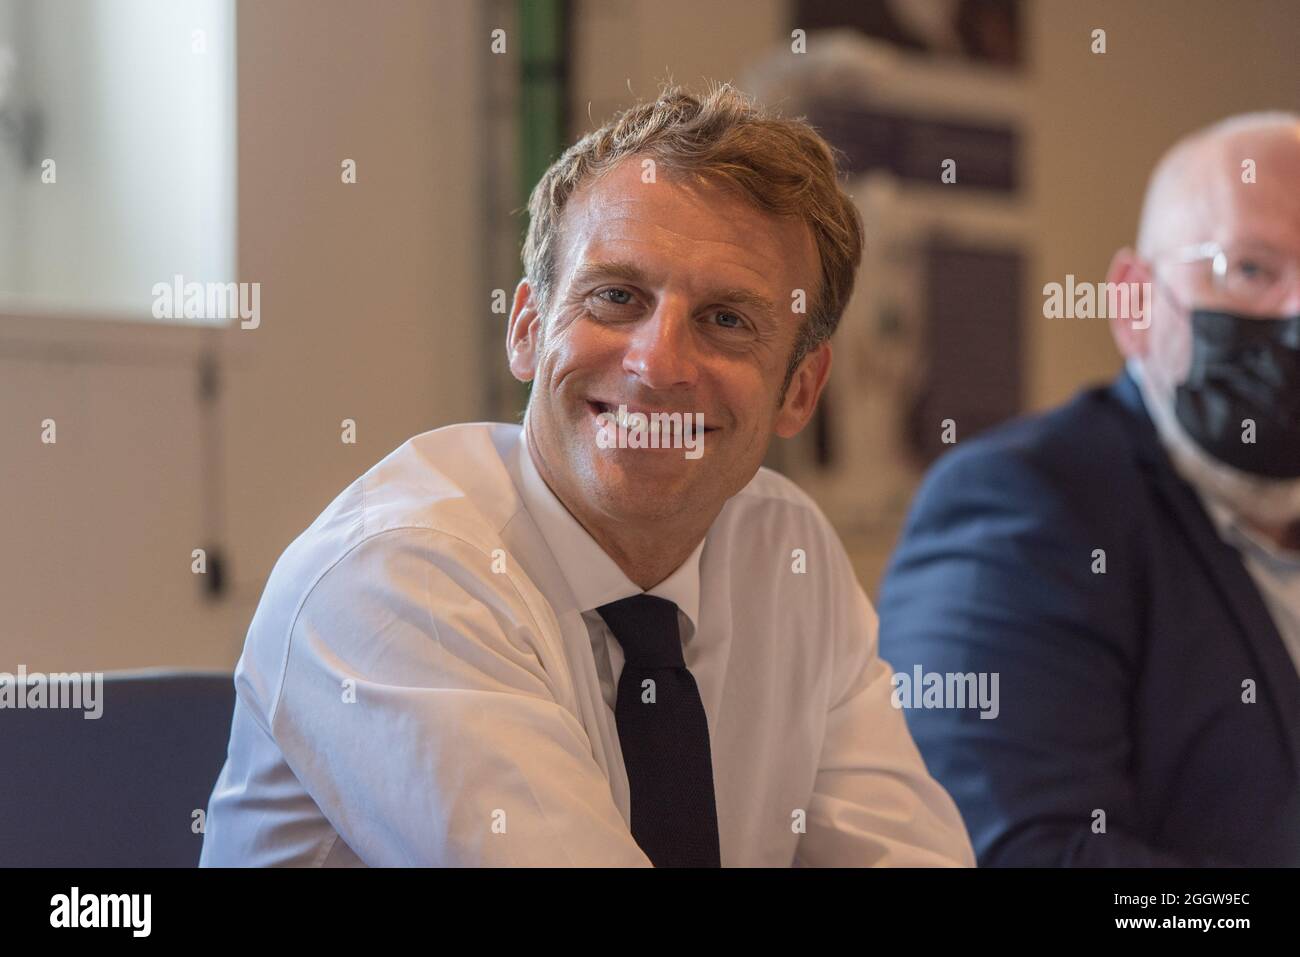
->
<box><xmin>266</xmin><ymin>526</ymin><xmax>652</xmax><ymax>866</ymax></box>
<box><xmin>794</xmin><ymin>549</ymin><xmax>977</xmax><ymax>867</ymax></box>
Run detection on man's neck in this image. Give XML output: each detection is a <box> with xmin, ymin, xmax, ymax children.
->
<box><xmin>526</xmin><ymin>430</ymin><xmax>713</xmax><ymax>590</ymax></box>
<box><xmin>581</xmin><ymin>515</ymin><xmax>709</xmax><ymax>591</ymax></box>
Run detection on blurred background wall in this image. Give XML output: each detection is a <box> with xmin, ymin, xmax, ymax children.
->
<box><xmin>1</xmin><ymin>0</ymin><xmax>1297</xmax><ymax>671</ymax></box>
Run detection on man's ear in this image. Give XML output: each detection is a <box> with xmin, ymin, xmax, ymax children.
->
<box><xmin>1107</xmin><ymin>248</ymin><xmax>1153</xmax><ymax>359</ymax></box>
<box><xmin>774</xmin><ymin>342</ymin><xmax>833</xmax><ymax>439</ymax></box>
<box><xmin>507</xmin><ymin>278</ymin><xmax>542</xmax><ymax>382</ymax></box>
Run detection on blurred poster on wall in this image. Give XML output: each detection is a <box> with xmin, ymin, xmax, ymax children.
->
<box><xmin>743</xmin><ymin>12</ymin><xmax>1028</xmax><ymax>589</ymax></box>
<box><xmin>795</xmin><ymin>0</ymin><xmax>1022</xmax><ymax>69</ymax></box>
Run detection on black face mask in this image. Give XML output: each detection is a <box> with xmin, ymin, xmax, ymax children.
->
<box><xmin>1174</xmin><ymin>309</ymin><xmax>1300</xmax><ymax>479</ymax></box>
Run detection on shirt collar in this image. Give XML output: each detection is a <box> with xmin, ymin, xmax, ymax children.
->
<box><xmin>516</xmin><ymin>421</ymin><xmax>704</xmax><ymax>641</ymax></box>
<box><xmin>1198</xmin><ymin>487</ymin><xmax>1300</xmax><ymax>570</ymax></box>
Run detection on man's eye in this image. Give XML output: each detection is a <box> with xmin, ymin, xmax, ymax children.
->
<box><xmin>711</xmin><ymin>310</ymin><xmax>743</xmax><ymax>329</ymax></box>
<box><xmin>599</xmin><ymin>288</ymin><xmax>633</xmax><ymax>305</ymax></box>
<box><xmin>1236</xmin><ymin>260</ymin><xmax>1275</xmax><ymax>282</ymax></box>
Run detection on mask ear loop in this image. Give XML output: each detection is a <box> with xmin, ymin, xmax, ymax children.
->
<box><xmin>1145</xmin><ymin>261</ymin><xmax>1194</xmax><ymax>319</ymax></box>
<box><xmin>1133</xmin><ymin>263</ymin><xmax>1200</xmax><ymax>397</ymax></box>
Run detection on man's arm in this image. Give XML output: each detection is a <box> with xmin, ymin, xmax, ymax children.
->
<box><xmin>794</xmin><ymin>544</ymin><xmax>976</xmax><ymax>867</ymax></box>
<box><xmin>878</xmin><ymin>444</ymin><xmax>1196</xmax><ymax>867</ymax></box>
<box><xmin>265</xmin><ymin>527</ymin><xmax>651</xmax><ymax>866</ymax></box>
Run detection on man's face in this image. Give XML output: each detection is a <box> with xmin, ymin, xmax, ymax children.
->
<box><xmin>508</xmin><ymin>156</ymin><xmax>827</xmax><ymax>530</ymax></box>
<box><xmin>1113</xmin><ymin>126</ymin><xmax>1300</xmax><ymax>529</ymax></box>
<box><xmin>1141</xmin><ymin>132</ymin><xmax>1300</xmax><ymax>394</ymax></box>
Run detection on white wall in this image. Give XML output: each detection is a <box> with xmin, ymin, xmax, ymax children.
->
<box><xmin>570</xmin><ymin>0</ymin><xmax>786</xmax><ymax>136</ymax></box>
<box><xmin>0</xmin><ymin>0</ymin><xmax>485</xmax><ymax>671</ymax></box>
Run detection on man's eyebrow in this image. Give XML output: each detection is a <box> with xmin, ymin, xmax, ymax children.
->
<box><xmin>570</xmin><ymin>259</ymin><xmax>779</xmax><ymax>321</ymax></box>
<box><xmin>570</xmin><ymin>259</ymin><xmax>649</xmax><ymax>288</ymax></box>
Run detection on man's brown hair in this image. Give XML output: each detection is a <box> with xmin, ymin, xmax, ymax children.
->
<box><xmin>521</xmin><ymin>82</ymin><xmax>864</xmax><ymax>395</ymax></box>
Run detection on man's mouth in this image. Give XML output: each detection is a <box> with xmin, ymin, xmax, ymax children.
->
<box><xmin>586</xmin><ymin>400</ymin><xmax>718</xmax><ymax>441</ymax></box>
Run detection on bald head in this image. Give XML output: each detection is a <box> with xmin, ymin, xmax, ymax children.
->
<box><xmin>1136</xmin><ymin>112</ymin><xmax>1300</xmax><ymax>259</ymax></box>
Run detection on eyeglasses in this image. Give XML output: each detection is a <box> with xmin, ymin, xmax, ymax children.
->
<box><xmin>1152</xmin><ymin>240</ymin><xmax>1300</xmax><ymax>314</ymax></box>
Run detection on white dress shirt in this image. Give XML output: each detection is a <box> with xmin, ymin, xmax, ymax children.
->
<box><xmin>1199</xmin><ymin>495</ymin><xmax>1300</xmax><ymax>680</ymax></box>
<box><xmin>199</xmin><ymin>421</ymin><xmax>974</xmax><ymax>867</ymax></box>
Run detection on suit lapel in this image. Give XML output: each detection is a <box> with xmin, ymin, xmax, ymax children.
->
<box><xmin>1109</xmin><ymin>370</ymin><xmax>1300</xmax><ymax>771</ymax></box>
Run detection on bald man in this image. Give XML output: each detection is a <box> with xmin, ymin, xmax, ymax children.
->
<box><xmin>879</xmin><ymin>113</ymin><xmax>1300</xmax><ymax>866</ymax></box>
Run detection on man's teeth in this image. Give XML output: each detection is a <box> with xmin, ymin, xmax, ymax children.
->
<box><xmin>602</xmin><ymin>404</ymin><xmax>704</xmax><ymax>440</ymax></box>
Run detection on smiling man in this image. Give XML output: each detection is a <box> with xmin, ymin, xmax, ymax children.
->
<box><xmin>200</xmin><ymin>84</ymin><xmax>974</xmax><ymax>867</ymax></box>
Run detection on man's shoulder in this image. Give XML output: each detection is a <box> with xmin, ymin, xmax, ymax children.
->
<box><xmin>310</xmin><ymin>418</ymin><xmax>522</xmax><ymax>553</ymax></box>
<box><xmin>906</xmin><ymin>376</ymin><xmax>1153</xmax><ymax>540</ymax></box>
<box><xmin>728</xmin><ymin>463</ymin><xmax>831</xmax><ymax>524</ymax></box>
<box><xmin>234</xmin><ymin>422</ymin><xmax>532</xmax><ymax>714</ymax></box>
<box><xmin>358</xmin><ymin>421</ymin><xmax>524</xmax><ymax>538</ymax></box>
<box><xmin>718</xmin><ymin>466</ymin><xmax>872</xmax><ymax>655</ymax></box>
<box><xmin>284</xmin><ymin>419</ymin><xmax>524</xmax><ymax>578</ymax></box>
<box><xmin>928</xmin><ymin>378</ymin><xmax>1145</xmax><ymax>496</ymax></box>
<box><xmin>717</xmin><ymin>464</ymin><xmax>850</xmax><ymax>566</ymax></box>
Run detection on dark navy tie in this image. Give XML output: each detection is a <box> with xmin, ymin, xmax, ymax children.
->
<box><xmin>596</xmin><ymin>594</ymin><xmax>721</xmax><ymax>867</ymax></box>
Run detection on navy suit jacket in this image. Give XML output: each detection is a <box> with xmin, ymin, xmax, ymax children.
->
<box><xmin>878</xmin><ymin>370</ymin><xmax>1300</xmax><ymax>866</ymax></box>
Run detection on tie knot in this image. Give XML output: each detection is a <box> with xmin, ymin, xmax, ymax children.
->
<box><xmin>595</xmin><ymin>594</ymin><xmax>684</xmax><ymax>668</ymax></box>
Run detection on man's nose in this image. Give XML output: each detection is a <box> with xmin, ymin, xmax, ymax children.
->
<box><xmin>622</xmin><ymin>297</ymin><xmax>700</xmax><ymax>390</ymax></box>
